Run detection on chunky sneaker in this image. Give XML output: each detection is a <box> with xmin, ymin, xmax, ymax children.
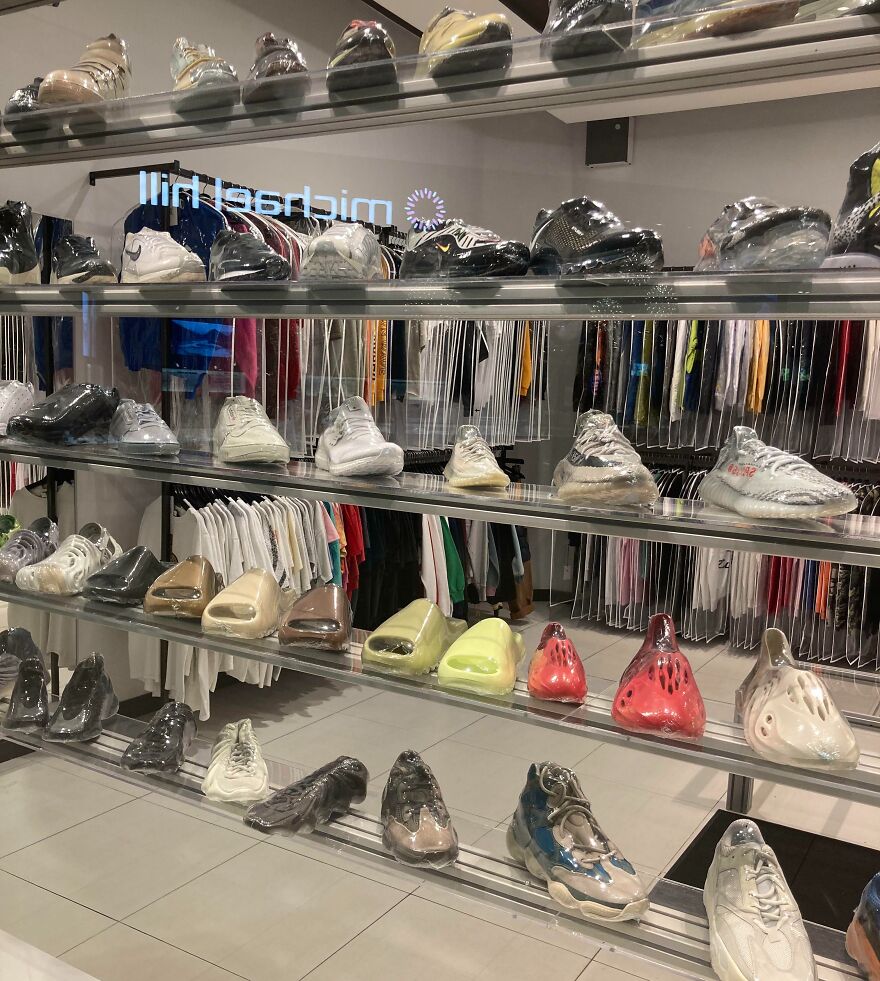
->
<box><xmin>382</xmin><ymin>750</ymin><xmax>459</xmax><ymax>868</ymax></box>
<box><xmin>695</xmin><ymin>197</ymin><xmax>831</xmax><ymax>272</ymax></box>
<box><xmin>528</xmin><ymin>622</ymin><xmax>587</xmax><ymax>704</ymax></box>
<box><xmin>0</xmin><ymin>380</ymin><xmax>35</xmax><ymax>435</ymax></box>
<box><xmin>213</xmin><ymin>395</ymin><xmax>289</xmax><ymax>464</ymax></box>
<box><xmin>543</xmin><ymin>0</ymin><xmax>634</xmax><ymax>58</ymax></box>
<box><xmin>444</xmin><ymin>425</ymin><xmax>510</xmax><ymax>489</ymax></box>
<box><xmin>327</xmin><ymin>20</ymin><xmax>397</xmax><ymax>93</ymax></box>
<box><xmin>0</xmin><ymin>201</ymin><xmax>39</xmax><ymax>285</ymax></box>
<box><xmin>553</xmin><ymin>410</ymin><xmax>659</xmax><ymax>505</ymax></box>
<box><xmin>245</xmin><ymin>756</ymin><xmax>369</xmax><ymax>833</ymax></box>
<box><xmin>699</xmin><ymin>427</ymin><xmax>857</xmax><ymax>519</ymax></box>
<box><xmin>419</xmin><ymin>7</ymin><xmax>513</xmax><ymax>78</ymax></box>
<box><xmin>438</xmin><ymin>618</ymin><xmax>526</xmax><ymax>696</ymax></box>
<box><xmin>171</xmin><ymin>37</ymin><xmax>238</xmax><ymax>109</ymax></box>
<box><xmin>826</xmin><ymin>141</ymin><xmax>880</xmax><ymax>268</ymax></box>
<box><xmin>3</xmin><ymin>652</ymin><xmax>48</xmax><ymax>730</ymax></box>
<box><xmin>0</xmin><ymin>517</ymin><xmax>58</xmax><ymax>583</ymax></box>
<box><xmin>202</xmin><ymin>718</ymin><xmax>270</xmax><ymax>803</ymax></box>
<box><xmin>121</xmin><ymin>228</ymin><xmax>206</xmax><ymax>284</ymax></box>
<box><xmin>16</xmin><ymin>522</ymin><xmax>122</xmax><ymax>596</ymax></box>
<box><xmin>3</xmin><ymin>78</ymin><xmax>43</xmax><ymax>133</ymax></box>
<box><xmin>704</xmin><ymin>819</ymin><xmax>816</xmax><ymax>981</ymax></box>
<box><xmin>7</xmin><ymin>382</ymin><xmax>119</xmax><ymax>443</ymax></box>
<box><xmin>530</xmin><ymin>198</ymin><xmax>664</xmax><ymax>276</ymax></box>
<box><xmin>300</xmin><ymin>222</ymin><xmax>383</xmax><ymax>280</ymax></box>
<box><xmin>848</xmin><ymin>872</ymin><xmax>880</xmax><ymax>981</ymax></box>
<box><xmin>43</xmin><ymin>652</ymin><xmax>118</xmax><ymax>743</ymax></box>
<box><xmin>243</xmin><ymin>33</ymin><xmax>308</xmax><ymax>104</ymax></box>
<box><xmin>110</xmin><ymin>399</ymin><xmax>179</xmax><ymax>455</ymax></box>
<box><xmin>121</xmin><ymin>701</ymin><xmax>197</xmax><ymax>773</ymax></box>
<box><xmin>612</xmin><ymin>613</ymin><xmax>706</xmax><ymax>739</ymax></box>
<box><xmin>84</xmin><ymin>546</ymin><xmax>167</xmax><ymax>606</ymax></box>
<box><xmin>38</xmin><ymin>34</ymin><xmax>130</xmax><ymax>106</ymax></box>
<box><xmin>52</xmin><ymin>234</ymin><xmax>117</xmax><ymax>284</ymax></box>
<box><xmin>736</xmin><ymin>627</ymin><xmax>859</xmax><ymax>770</ymax></box>
<box><xmin>508</xmin><ymin>762</ymin><xmax>648</xmax><ymax>922</ymax></box>
<box><xmin>209</xmin><ymin>230</ymin><xmax>290</xmax><ymax>282</ymax></box>
<box><xmin>400</xmin><ymin>218</ymin><xmax>530</xmax><ymax>279</ymax></box>
<box><xmin>315</xmin><ymin>396</ymin><xmax>404</xmax><ymax>476</ymax></box>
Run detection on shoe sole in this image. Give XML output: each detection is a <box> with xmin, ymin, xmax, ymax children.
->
<box><xmin>17</xmin><ymin>564</ymin><xmax>82</xmax><ymax>595</ymax></box>
<box><xmin>0</xmin><ymin>265</ymin><xmax>41</xmax><ymax>286</ymax></box>
<box><xmin>173</xmin><ymin>81</ymin><xmax>239</xmax><ymax>114</ymax></box>
<box><xmin>698</xmin><ymin>471</ymin><xmax>855</xmax><ymax>519</ymax></box>
<box><xmin>116</xmin><ymin>442</ymin><xmax>180</xmax><ymax>456</ymax></box>
<box><xmin>37</xmin><ymin>79</ymin><xmax>103</xmax><ymax>106</ymax></box>
<box><xmin>382</xmin><ymin>828</ymin><xmax>459</xmax><ymax>869</ymax></box>
<box><xmin>554</xmin><ymin>476</ymin><xmax>658</xmax><ymax>506</ymax></box>
<box><xmin>506</xmin><ymin>825</ymin><xmax>649</xmax><ymax>923</ymax></box>
<box><xmin>445</xmin><ymin>471</ymin><xmax>510</xmax><ymax>489</ymax></box>
<box><xmin>216</xmin><ymin>443</ymin><xmax>289</xmax><ymax>465</ymax></box>
<box><xmin>42</xmin><ymin>689</ymin><xmax>119</xmax><ymax>743</ymax></box>
<box><xmin>202</xmin><ymin>774</ymin><xmax>270</xmax><ymax>803</ymax></box>
<box><xmin>822</xmin><ymin>253</ymin><xmax>880</xmax><ymax>269</ymax></box>
<box><xmin>54</xmin><ymin>271</ymin><xmax>117</xmax><ymax>285</ymax></box>
<box><xmin>120</xmin><ymin>269</ymin><xmax>205</xmax><ymax>284</ymax></box>
<box><xmin>846</xmin><ymin>920</ymin><xmax>880</xmax><ymax>980</ymax></box>
<box><xmin>314</xmin><ymin>447</ymin><xmax>403</xmax><ymax>477</ymax></box>
<box><xmin>428</xmin><ymin>25</ymin><xmax>513</xmax><ymax>79</ymax></box>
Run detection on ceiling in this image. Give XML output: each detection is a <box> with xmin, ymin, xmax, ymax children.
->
<box><xmin>361</xmin><ymin>0</ymin><xmax>548</xmax><ymax>37</ymax></box>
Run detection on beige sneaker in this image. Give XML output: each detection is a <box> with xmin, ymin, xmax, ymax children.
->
<box><xmin>201</xmin><ymin>568</ymin><xmax>282</xmax><ymax>640</ymax></box>
<box><xmin>172</xmin><ymin>37</ymin><xmax>238</xmax><ymax>109</ymax></box>
<box><xmin>38</xmin><ymin>34</ymin><xmax>130</xmax><ymax>106</ymax></box>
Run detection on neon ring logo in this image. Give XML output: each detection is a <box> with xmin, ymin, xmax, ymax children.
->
<box><xmin>405</xmin><ymin>187</ymin><xmax>446</xmax><ymax>230</ymax></box>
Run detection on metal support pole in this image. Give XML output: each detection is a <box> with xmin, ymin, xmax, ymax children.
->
<box><xmin>726</xmin><ymin>773</ymin><xmax>754</xmax><ymax>813</ymax></box>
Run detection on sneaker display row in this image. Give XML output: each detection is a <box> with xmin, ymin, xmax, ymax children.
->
<box><xmin>699</xmin><ymin>427</ymin><xmax>857</xmax><ymax>519</ymax></box>
<box><xmin>202</xmin><ymin>718</ymin><xmax>270</xmax><ymax>803</ymax></box>
<box><xmin>315</xmin><ymin>397</ymin><xmax>404</xmax><ymax>477</ymax></box>
<box><xmin>15</xmin><ymin>522</ymin><xmax>122</xmax><ymax>596</ymax></box>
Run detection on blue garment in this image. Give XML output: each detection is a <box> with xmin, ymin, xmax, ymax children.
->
<box><xmin>624</xmin><ymin>320</ymin><xmax>644</xmax><ymax>423</ymax></box>
<box><xmin>33</xmin><ymin>217</ymin><xmax>74</xmax><ymax>388</ymax></box>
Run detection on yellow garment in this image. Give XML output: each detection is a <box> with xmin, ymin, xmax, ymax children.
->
<box><xmin>519</xmin><ymin>321</ymin><xmax>533</xmax><ymax>397</ymax></box>
<box><xmin>373</xmin><ymin>320</ymin><xmax>388</xmax><ymax>404</ymax></box>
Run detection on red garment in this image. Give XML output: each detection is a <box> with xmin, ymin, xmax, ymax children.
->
<box><xmin>341</xmin><ymin>504</ymin><xmax>365</xmax><ymax>598</ymax></box>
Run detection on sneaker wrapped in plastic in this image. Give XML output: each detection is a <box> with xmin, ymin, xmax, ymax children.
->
<box><xmin>7</xmin><ymin>382</ymin><xmax>119</xmax><ymax>443</ymax></box>
<box><xmin>847</xmin><ymin>872</ymin><xmax>880</xmax><ymax>981</ymax></box>
<box><xmin>278</xmin><ymin>585</ymin><xmax>352</xmax><ymax>651</ymax></box>
<box><xmin>43</xmin><ymin>652</ymin><xmax>118</xmax><ymax>743</ymax></box>
<box><xmin>0</xmin><ymin>379</ymin><xmax>35</xmax><ymax>435</ymax></box>
<box><xmin>0</xmin><ymin>517</ymin><xmax>58</xmax><ymax>583</ymax></box>
<box><xmin>84</xmin><ymin>546</ymin><xmax>167</xmax><ymax>606</ymax></box>
<box><xmin>209</xmin><ymin>230</ymin><xmax>290</xmax><ymax>282</ymax></box>
<box><xmin>401</xmin><ymin>218</ymin><xmax>530</xmax><ymax>279</ymax></box>
<box><xmin>636</xmin><ymin>0</ymin><xmax>798</xmax><ymax>46</ymax></box>
<box><xmin>3</xmin><ymin>650</ymin><xmax>48</xmax><ymax>730</ymax></box>
<box><xmin>695</xmin><ymin>197</ymin><xmax>831</xmax><ymax>271</ymax></box>
<box><xmin>826</xmin><ymin>141</ymin><xmax>880</xmax><ymax>269</ymax></box>
<box><xmin>327</xmin><ymin>20</ymin><xmax>397</xmax><ymax>93</ymax></box>
<box><xmin>143</xmin><ymin>555</ymin><xmax>223</xmax><ymax>619</ymax></box>
<box><xmin>419</xmin><ymin>7</ymin><xmax>513</xmax><ymax>78</ymax></box>
<box><xmin>699</xmin><ymin>427</ymin><xmax>857</xmax><ymax>519</ymax></box>
<box><xmin>213</xmin><ymin>395</ymin><xmax>289</xmax><ymax>465</ymax></box>
<box><xmin>201</xmin><ymin>568</ymin><xmax>282</xmax><ymax>640</ymax></box>
<box><xmin>315</xmin><ymin>396</ymin><xmax>403</xmax><ymax>476</ymax></box>
<box><xmin>121</xmin><ymin>701</ymin><xmax>196</xmax><ymax>773</ymax></box>
<box><xmin>3</xmin><ymin>78</ymin><xmax>43</xmax><ymax>134</ymax></box>
<box><xmin>0</xmin><ymin>201</ymin><xmax>40</xmax><ymax>286</ymax></box>
<box><xmin>38</xmin><ymin>34</ymin><xmax>130</xmax><ymax>106</ymax></box>
<box><xmin>437</xmin><ymin>618</ymin><xmax>526</xmax><ymax>696</ymax></box>
<box><xmin>110</xmin><ymin>399</ymin><xmax>179</xmax><ymax>455</ymax></box>
<box><xmin>52</xmin><ymin>234</ymin><xmax>117</xmax><ymax>284</ymax></box>
<box><xmin>444</xmin><ymin>425</ymin><xmax>510</xmax><ymax>489</ymax></box>
<box><xmin>507</xmin><ymin>762</ymin><xmax>648</xmax><ymax>922</ymax></box>
<box><xmin>202</xmin><ymin>719</ymin><xmax>269</xmax><ymax>803</ymax></box>
<box><xmin>528</xmin><ymin>622</ymin><xmax>587</xmax><ymax>704</ymax></box>
<box><xmin>553</xmin><ymin>410</ymin><xmax>659</xmax><ymax>505</ymax></box>
<box><xmin>612</xmin><ymin>613</ymin><xmax>706</xmax><ymax>738</ymax></box>
<box><xmin>736</xmin><ymin>627</ymin><xmax>859</xmax><ymax>770</ymax></box>
<box><xmin>543</xmin><ymin>0</ymin><xmax>634</xmax><ymax>59</ymax></box>
<box><xmin>172</xmin><ymin>37</ymin><xmax>238</xmax><ymax>109</ymax></box>
<box><xmin>0</xmin><ymin>627</ymin><xmax>41</xmax><ymax>688</ymax></box>
<box><xmin>362</xmin><ymin>598</ymin><xmax>466</xmax><ymax>675</ymax></box>
<box><xmin>15</xmin><ymin>522</ymin><xmax>122</xmax><ymax>596</ymax></box>
<box><xmin>245</xmin><ymin>756</ymin><xmax>369</xmax><ymax>833</ymax></box>
<box><xmin>243</xmin><ymin>33</ymin><xmax>309</xmax><ymax>104</ymax></box>
<box><xmin>300</xmin><ymin>222</ymin><xmax>384</xmax><ymax>281</ymax></box>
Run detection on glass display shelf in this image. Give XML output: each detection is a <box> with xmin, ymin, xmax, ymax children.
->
<box><xmin>0</xmin><ymin>9</ymin><xmax>876</xmax><ymax>167</ymax></box>
<box><xmin>0</xmin><ymin>715</ymin><xmax>856</xmax><ymax>980</ymax></box>
<box><xmin>3</xmin><ymin>580</ymin><xmax>880</xmax><ymax>804</ymax></box>
<box><xmin>2</xmin><ymin>270</ymin><xmax>880</xmax><ymax>320</ymax></box>
<box><xmin>2</xmin><ymin>440</ymin><xmax>880</xmax><ymax>565</ymax></box>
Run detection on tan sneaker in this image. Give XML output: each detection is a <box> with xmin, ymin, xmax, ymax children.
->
<box><xmin>419</xmin><ymin>7</ymin><xmax>512</xmax><ymax>78</ymax></box>
<box><xmin>172</xmin><ymin>37</ymin><xmax>238</xmax><ymax>109</ymax></box>
<box><xmin>38</xmin><ymin>34</ymin><xmax>130</xmax><ymax>106</ymax></box>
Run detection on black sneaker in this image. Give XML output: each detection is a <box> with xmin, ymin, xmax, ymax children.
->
<box><xmin>543</xmin><ymin>0</ymin><xmax>634</xmax><ymax>59</ymax></box>
<box><xmin>381</xmin><ymin>750</ymin><xmax>459</xmax><ymax>868</ymax></box>
<box><xmin>244</xmin><ymin>756</ymin><xmax>369</xmax><ymax>833</ymax></box>
<box><xmin>3</xmin><ymin>651</ymin><xmax>48</xmax><ymax>731</ymax></box>
<box><xmin>696</xmin><ymin>197</ymin><xmax>831</xmax><ymax>272</ymax></box>
<box><xmin>53</xmin><ymin>234</ymin><xmax>117</xmax><ymax>285</ymax></box>
<box><xmin>0</xmin><ymin>626</ymin><xmax>41</xmax><ymax>687</ymax></box>
<box><xmin>400</xmin><ymin>218</ymin><xmax>530</xmax><ymax>279</ymax></box>
<box><xmin>209</xmin><ymin>230</ymin><xmax>291</xmax><ymax>282</ymax></box>
<box><xmin>43</xmin><ymin>652</ymin><xmax>118</xmax><ymax>743</ymax></box>
<box><xmin>826</xmin><ymin>142</ymin><xmax>880</xmax><ymax>268</ymax></box>
<box><xmin>7</xmin><ymin>382</ymin><xmax>120</xmax><ymax>443</ymax></box>
<box><xmin>243</xmin><ymin>33</ymin><xmax>309</xmax><ymax>104</ymax></box>
<box><xmin>120</xmin><ymin>701</ymin><xmax>197</xmax><ymax>773</ymax></box>
<box><xmin>3</xmin><ymin>77</ymin><xmax>44</xmax><ymax>134</ymax></box>
<box><xmin>84</xmin><ymin>546</ymin><xmax>167</xmax><ymax>606</ymax></box>
<box><xmin>327</xmin><ymin>20</ymin><xmax>397</xmax><ymax>93</ymax></box>
<box><xmin>530</xmin><ymin>197</ymin><xmax>664</xmax><ymax>275</ymax></box>
<box><xmin>0</xmin><ymin>201</ymin><xmax>39</xmax><ymax>285</ymax></box>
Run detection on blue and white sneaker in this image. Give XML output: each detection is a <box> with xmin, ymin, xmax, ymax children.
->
<box><xmin>506</xmin><ymin>762</ymin><xmax>649</xmax><ymax>922</ymax></box>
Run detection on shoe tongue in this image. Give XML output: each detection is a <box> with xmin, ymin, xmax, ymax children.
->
<box><xmin>457</xmin><ymin>424</ymin><xmax>482</xmax><ymax>443</ymax></box>
<box><xmin>340</xmin><ymin>396</ymin><xmax>370</xmax><ymax>416</ymax></box>
<box><xmin>731</xmin><ymin>425</ymin><xmax>760</xmax><ymax>452</ymax></box>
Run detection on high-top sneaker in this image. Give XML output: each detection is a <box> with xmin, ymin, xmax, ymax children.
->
<box><xmin>507</xmin><ymin>761</ymin><xmax>648</xmax><ymax>922</ymax></box>
<box><xmin>0</xmin><ymin>202</ymin><xmax>39</xmax><ymax>285</ymax></box>
<box><xmin>3</xmin><ymin>77</ymin><xmax>44</xmax><ymax>133</ymax></box>
<box><xmin>315</xmin><ymin>396</ymin><xmax>403</xmax><ymax>476</ymax></box>
<box><xmin>243</xmin><ymin>33</ymin><xmax>308</xmax><ymax>104</ymax></box>
<box><xmin>172</xmin><ymin>37</ymin><xmax>238</xmax><ymax>109</ymax></box>
<box><xmin>52</xmin><ymin>234</ymin><xmax>117</xmax><ymax>284</ymax></box>
<box><xmin>611</xmin><ymin>613</ymin><xmax>706</xmax><ymax>738</ymax></box>
<box><xmin>327</xmin><ymin>20</ymin><xmax>398</xmax><ymax>93</ymax></box>
<box><xmin>528</xmin><ymin>622</ymin><xmax>587</xmax><ymax>704</ymax></box>
<box><xmin>826</xmin><ymin>141</ymin><xmax>880</xmax><ymax>268</ymax></box>
<box><xmin>38</xmin><ymin>35</ymin><xmax>130</xmax><ymax>106</ymax></box>
<box><xmin>43</xmin><ymin>652</ymin><xmax>118</xmax><ymax>743</ymax></box>
<box><xmin>543</xmin><ymin>0</ymin><xmax>634</xmax><ymax>60</ymax></box>
<box><xmin>418</xmin><ymin>8</ymin><xmax>513</xmax><ymax>78</ymax></box>
<box><xmin>209</xmin><ymin>230</ymin><xmax>291</xmax><ymax>282</ymax></box>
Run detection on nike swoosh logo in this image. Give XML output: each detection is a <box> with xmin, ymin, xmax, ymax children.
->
<box><xmin>437</xmin><ymin>243</ymin><xmax>450</xmax><ymax>253</ymax></box>
<box><xmin>125</xmin><ymin>245</ymin><xmax>142</xmax><ymax>261</ymax></box>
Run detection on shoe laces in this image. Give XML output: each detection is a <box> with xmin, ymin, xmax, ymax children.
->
<box><xmin>538</xmin><ymin>763</ymin><xmax>610</xmax><ymax>851</ymax></box>
<box><xmin>134</xmin><ymin>404</ymin><xmax>161</xmax><ymax>427</ymax></box>
<box><xmin>226</xmin><ymin>737</ymin><xmax>259</xmax><ymax>777</ymax></box>
<box><xmin>747</xmin><ymin>440</ymin><xmax>820</xmax><ymax>479</ymax></box>
<box><xmin>457</xmin><ymin>434</ymin><xmax>496</xmax><ymax>467</ymax></box>
<box><xmin>573</xmin><ymin>418</ymin><xmax>632</xmax><ymax>460</ymax></box>
<box><xmin>337</xmin><ymin>412</ymin><xmax>380</xmax><ymax>442</ymax></box>
<box><xmin>743</xmin><ymin>849</ymin><xmax>789</xmax><ymax>930</ymax></box>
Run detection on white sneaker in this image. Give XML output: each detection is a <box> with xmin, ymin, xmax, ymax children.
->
<box><xmin>553</xmin><ymin>410</ymin><xmax>659</xmax><ymax>505</ymax></box>
<box><xmin>201</xmin><ymin>718</ymin><xmax>270</xmax><ymax>803</ymax></box>
<box><xmin>213</xmin><ymin>396</ymin><xmax>289</xmax><ymax>465</ymax></box>
<box><xmin>736</xmin><ymin>627</ymin><xmax>859</xmax><ymax>770</ymax></box>
<box><xmin>0</xmin><ymin>381</ymin><xmax>34</xmax><ymax>436</ymax></box>
<box><xmin>120</xmin><ymin>228</ymin><xmax>206</xmax><ymax>284</ymax></box>
<box><xmin>300</xmin><ymin>222</ymin><xmax>383</xmax><ymax>280</ymax></box>
<box><xmin>704</xmin><ymin>819</ymin><xmax>817</xmax><ymax>981</ymax></box>
<box><xmin>15</xmin><ymin>522</ymin><xmax>122</xmax><ymax>595</ymax></box>
<box><xmin>315</xmin><ymin>397</ymin><xmax>403</xmax><ymax>477</ymax></box>
<box><xmin>699</xmin><ymin>427</ymin><xmax>857</xmax><ymax>519</ymax></box>
<box><xmin>444</xmin><ymin>425</ymin><xmax>509</xmax><ymax>489</ymax></box>
<box><xmin>110</xmin><ymin>400</ymin><xmax>180</xmax><ymax>455</ymax></box>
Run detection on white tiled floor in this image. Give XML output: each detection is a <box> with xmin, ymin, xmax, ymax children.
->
<box><xmin>1</xmin><ymin>612</ymin><xmax>878</xmax><ymax>980</ymax></box>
